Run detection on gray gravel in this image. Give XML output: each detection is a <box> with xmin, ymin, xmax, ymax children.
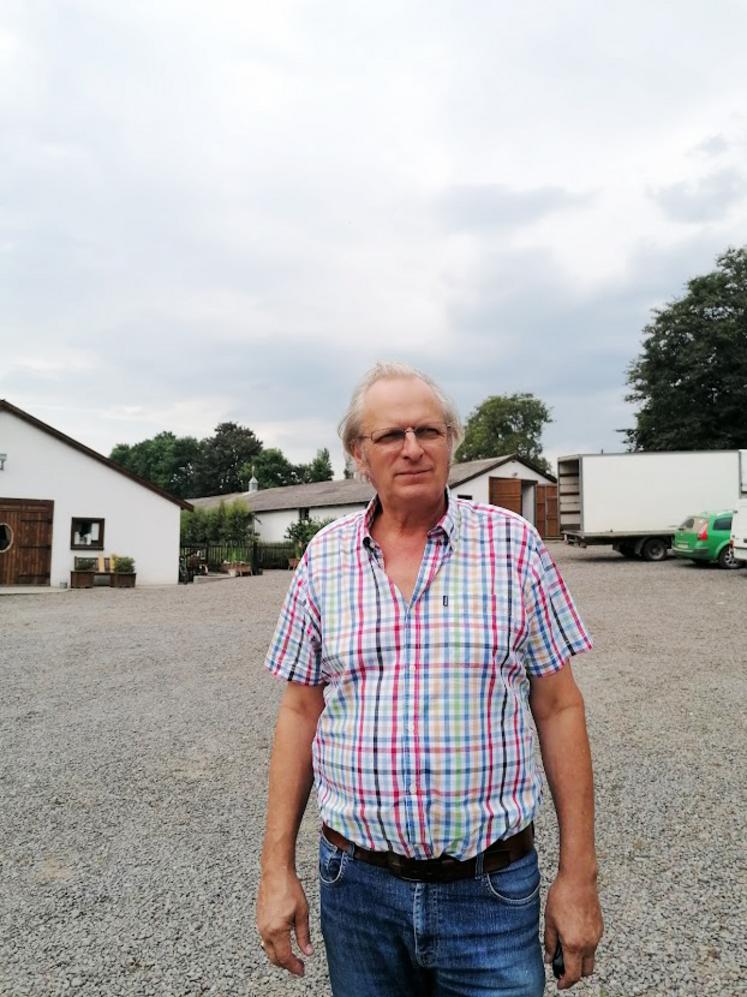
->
<box><xmin>1</xmin><ymin>546</ymin><xmax>746</xmax><ymax>997</ymax></box>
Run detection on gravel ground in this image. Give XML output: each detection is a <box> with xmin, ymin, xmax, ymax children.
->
<box><xmin>1</xmin><ymin>545</ymin><xmax>746</xmax><ymax>997</ymax></box>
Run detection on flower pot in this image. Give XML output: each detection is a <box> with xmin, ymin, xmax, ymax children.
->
<box><xmin>111</xmin><ymin>573</ymin><xmax>136</xmax><ymax>588</ymax></box>
<box><xmin>70</xmin><ymin>571</ymin><xmax>94</xmax><ymax>589</ymax></box>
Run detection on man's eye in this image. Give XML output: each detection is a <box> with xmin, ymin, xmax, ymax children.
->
<box><xmin>376</xmin><ymin>430</ymin><xmax>404</xmax><ymax>445</ymax></box>
<box><xmin>415</xmin><ymin>426</ymin><xmax>443</xmax><ymax>440</ymax></box>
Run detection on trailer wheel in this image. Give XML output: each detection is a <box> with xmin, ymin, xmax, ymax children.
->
<box><xmin>641</xmin><ymin>538</ymin><xmax>668</xmax><ymax>562</ymax></box>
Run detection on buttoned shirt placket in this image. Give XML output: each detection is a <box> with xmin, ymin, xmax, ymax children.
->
<box><xmin>363</xmin><ymin>521</ymin><xmax>455</xmax><ymax>860</ymax></box>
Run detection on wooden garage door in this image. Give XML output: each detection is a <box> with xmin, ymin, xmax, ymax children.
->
<box><xmin>536</xmin><ymin>484</ymin><xmax>559</xmax><ymax>539</ymax></box>
<box><xmin>488</xmin><ymin>477</ymin><xmax>522</xmax><ymax>514</ymax></box>
<box><xmin>0</xmin><ymin>499</ymin><xmax>54</xmax><ymax>585</ymax></box>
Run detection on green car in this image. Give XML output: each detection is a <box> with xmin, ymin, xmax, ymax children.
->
<box><xmin>672</xmin><ymin>510</ymin><xmax>740</xmax><ymax>569</ymax></box>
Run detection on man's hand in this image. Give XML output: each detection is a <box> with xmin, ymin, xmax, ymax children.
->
<box><xmin>544</xmin><ymin>871</ymin><xmax>603</xmax><ymax>990</ymax></box>
<box><xmin>256</xmin><ymin>868</ymin><xmax>314</xmax><ymax>977</ymax></box>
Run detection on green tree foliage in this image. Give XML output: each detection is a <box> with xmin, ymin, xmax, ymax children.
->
<box><xmin>196</xmin><ymin>422</ymin><xmax>263</xmax><ymax>495</ymax></box>
<box><xmin>455</xmin><ymin>394</ymin><xmax>552</xmax><ymax>473</ymax></box>
<box><xmin>113</xmin><ymin>422</ymin><xmax>335</xmax><ymax>498</ymax></box>
<box><xmin>625</xmin><ymin>247</ymin><xmax>747</xmax><ymax>451</ymax></box>
<box><xmin>180</xmin><ymin>501</ymin><xmax>255</xmax><ymax>545</ymax></box>
<box><xmin>284</xmin><ymin>517</ymin><xmax>335</xmax><ymax>554</ymax></box>
<box><xmin>110</xmin><ymin>431</ymin><xmax>202</xmax><ymax>498</ymax></box>
<box><xmin>300</xmin><ymin>447</ymin><xmax>334</xmax><ymax>483</ymax></box>
<box><xmin>242</xmin><ymin>448</ymin><xmax>300</xmax><ymax>490</ymax></box>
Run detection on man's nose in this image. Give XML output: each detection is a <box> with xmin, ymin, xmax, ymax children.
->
<box><xmin>401</xmin><ymin>429</ymin><xmax>424</xmax><ymax>456</ymax></box>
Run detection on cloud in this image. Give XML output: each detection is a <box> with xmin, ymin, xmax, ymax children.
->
<box><xmin>652</xmin><ymin>169</ymin><xmax>747</xmax><ymax>223</ymax></box>
<box><xmin>439</xmin><ymin>184</ymin><xmax>590</xmax><ymax>233</ymax></box>
<box><xmin>690</xmin><ymin>134</ymin><xmax>729</xmax><ymax>157</ymax></box>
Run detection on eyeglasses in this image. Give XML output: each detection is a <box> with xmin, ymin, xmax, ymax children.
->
<box><xmin>358</xmin><ymin>423</ymin><xmax>451</xmax><ymax>450</ymax></box>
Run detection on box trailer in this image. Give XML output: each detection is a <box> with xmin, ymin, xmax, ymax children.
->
<box><xmin>558</xmin><ymin>450</ymin><xmax>747</xmax><ymax>561</ymax></box>
<box><xmin>730</xmin><ymin>499</ymin><xmax>747</xmax><ymax>565</ymax></box>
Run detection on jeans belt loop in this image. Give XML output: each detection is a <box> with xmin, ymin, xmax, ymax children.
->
<box><xmin>474</xmin><ymin>847</ymin><xmax>485</xmax><ymax>879</ymax></box>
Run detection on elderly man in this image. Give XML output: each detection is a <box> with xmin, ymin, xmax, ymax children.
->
<box><xmin>256</xmin><ymin>363</ymin><xmax>602</xmax><ymax>996</ymax></box>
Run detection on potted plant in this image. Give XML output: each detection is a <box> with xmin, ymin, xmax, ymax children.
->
<box><xmin>111</xmin><ymin>555</ymin><xmax>136</xmax><ymax>588</ymax></box>
<box><xmin>70</xmin><ymin>557</ymin><xmax>96</xmax><ymax>589</ymax></box>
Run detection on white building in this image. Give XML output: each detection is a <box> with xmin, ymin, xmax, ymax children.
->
<box><xmin>191</xmin><ymin>456</ymin><xmax>558</xmax><ymax>542</ymax></box>
<box><xmin>0</xmin><ymin>400</ymin><xmax>190</xmax><ymax>587</ymax></box>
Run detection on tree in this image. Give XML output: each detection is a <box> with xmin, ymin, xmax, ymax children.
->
<box><xmin>625</xmin><ymin>247</ymin><xmax>747</xmax><ymax>451</ymax></box>
<box><xmin>285</xmin><ymin>517</ymin><xmax>335</xmax><ymax>555</ymax></box>
<box><xmin>300</xmin><ymin>447</ymin><xmax>334</xmax><ymax>483</ymax></box>
<box><xmin>196</xmin><ymin>422</ymin><xmax>263</xmax><ymax>495</ymax></box>
<box><xmin>110</xmin><ymin>432</ymin><xmax>202</xmax><ymax>498</ymax></box>
<box><xmin>455</xmin><ymin>394</ymin><xmax>552</xmax><ymax>473</ymax></box>
<box><xmin>180</xmin><ymin>500</ymin><xmax>255</xmax><ymax>545</ymax></box>
<box><xmin>244</xmin><ymin>448</ymin><xmax>300</xmax><ymax>490</ymax></box>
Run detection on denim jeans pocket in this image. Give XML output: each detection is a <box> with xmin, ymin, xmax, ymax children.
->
<box><xmin>319</xmin><ymin>834</ymin><xmax>349</xmax><ymax>886</ymax></box>
<box><xmin>482</xmin><ymin>847</ymin><xmax>541</xmax><ymax>905</ymax></box>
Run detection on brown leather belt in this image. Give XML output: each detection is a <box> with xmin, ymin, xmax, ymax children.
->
<box><xmin>321</xmin><ymin>823</ymin><xmax>533</xmax><ymax>883</ymax></box>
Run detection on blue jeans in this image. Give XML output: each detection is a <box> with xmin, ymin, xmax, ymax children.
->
<box><xmin>319</xmin><ymin>833</ymin><xmax>545</xmax><ymax>997</ymax></box>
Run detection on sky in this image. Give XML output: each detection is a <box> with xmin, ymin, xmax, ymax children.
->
<box><xmin>3</xmin><ymin>0</ymin><xmax>747</xmax><ymax>478</ymax></box>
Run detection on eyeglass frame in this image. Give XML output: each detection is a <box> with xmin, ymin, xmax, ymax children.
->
<box><xmin>356</xmin><ymin>422</ymin><xmax>453</xmax><ymax>449</ymax></box>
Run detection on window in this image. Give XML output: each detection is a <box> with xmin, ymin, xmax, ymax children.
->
<box><xmin>299</xmin><ymin>508</ymin><xmax>310</xmax><ymax>521</ymax></box>
<box><xmin>0</xmin><ymin>523</ymin><xmax>12</xmax><ymax>553</ymax></box>
<box><xmin>71</xmin><ymin>518</ymin><xmax>105</xmax><ymax>550</ymax></box>
<box><xmin>457</xmin><ymin>494</ymin><xmax>473</xmax><ymax>500</ymax></box>
<box><xmin>713</xmin><ymin>514</ymin><xmax>732</xmax><ymax>532</ymax></box>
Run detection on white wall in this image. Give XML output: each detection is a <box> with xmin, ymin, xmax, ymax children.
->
<box><xmin>253</xmin><ymin>509</ymin><xmax>299</xmax><ymax>542</ymax></box>
<box><xmin>1</xmin><ymin>412</ymin><xmax>182</xmax><ymax>585</ymax></box>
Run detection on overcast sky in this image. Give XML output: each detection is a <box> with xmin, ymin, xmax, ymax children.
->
<box><xmin>3</xmin><ymin>1</ymin><xmax>747</xmax><ymax>477</ymax></box>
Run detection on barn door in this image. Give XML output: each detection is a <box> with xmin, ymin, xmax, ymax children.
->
<box><xmin>0</xmin><ymin>499</ymin><xmax>54</xmax><ymax>585</ymax></box>
<box><xmin>536</xmin><ymin>485</ymin><xmax>559</xmax><ymax>539</ymax></box>
<box><xmin>488</xmin><ymin>478</ymin><xmax>522</xmax><ymax>515</ymax></box>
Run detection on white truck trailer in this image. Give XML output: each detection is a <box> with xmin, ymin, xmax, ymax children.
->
<box><xmin>558</xmin><ymin>450</ymin><xmax>747</xmax><ymax>561</ymax></box>
<box><xmin>730</xmin><ymin>499</ymin><xmax>747</xmax><ymax>564</ymax></box>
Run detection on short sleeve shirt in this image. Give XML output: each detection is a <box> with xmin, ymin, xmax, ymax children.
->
<box><xmin>265</xmin><ymin>492</ymin><xmax>592</xmax><ymax>860</ymax></box>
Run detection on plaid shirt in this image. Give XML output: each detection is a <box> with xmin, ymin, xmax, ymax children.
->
<box><xmin>265</xmin><ymin>491</ymin><xmax>592</xmax><ymax>861</ymax></box>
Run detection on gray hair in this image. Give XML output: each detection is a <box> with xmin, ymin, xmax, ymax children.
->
<box><xmin>338</xmin><ymin>361</ymin><xmax>464</xmax><ymax>458</ymax></box>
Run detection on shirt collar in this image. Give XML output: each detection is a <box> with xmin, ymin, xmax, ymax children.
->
<box><xmin>359</xmin><ymin>487</ymin><xmax>459</xmax><ymax>551</ymax></box>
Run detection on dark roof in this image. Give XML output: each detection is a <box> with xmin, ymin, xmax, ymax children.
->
<box><xmin>0</xmin><ymin>400</ymin><xmax>192</xmax><ymax>510</ymax></box>
<box><xmin>190</xmin><ymin>454</ymin><xmax>555</xmax><ymax>513</ymax></box>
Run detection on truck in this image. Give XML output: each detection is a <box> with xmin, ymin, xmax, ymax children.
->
<box><xmin>730</xmin><ymin>498</ymin><xmax>747</xmax><ymax>565</ymax></box>
<box><xmin>558</xmin><ymin>450</ymin><xmax>747</xmax><ymax>561</ymax></box>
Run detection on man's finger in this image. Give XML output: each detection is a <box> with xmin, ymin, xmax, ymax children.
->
<box><xmin>543</xmin><ymin>923</ymin><xmax>559</xmax><ymax>963</ymax></box>
<box><xmin>266</xmin><ymin>930</ymin><xmax>305</xmax><ymax>977</ymax></box>
<box><xmin>295</xmin><ymin>909</ymin><xmax>314</xmax><ymax>957</ymax></box>
<box><xmin>581</xmin><ymin>954</ymin><xmax>595</xmax><ymax>977</ymax></box>
<box><xmin>557</xmin><ymin>947</ymin><xmax>582</xmax><ymax>990</ymax></box>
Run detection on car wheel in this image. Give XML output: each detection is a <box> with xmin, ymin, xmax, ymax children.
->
<box><xmin>717</xmin><ymin>546</ymin><xmax>741</xmax><ymax>569</ymax></box>
<box><xmin>641</xmin><ymin>538</ymin><xmax>668</xmax><ymax>562</ymax></box>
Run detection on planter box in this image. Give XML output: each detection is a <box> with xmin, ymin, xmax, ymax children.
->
<box><xmin>225</xmin><ymin>561</ymin><xmax>253</xmax><ymax>577</ymax></box>
<box><xmin>70</xmin><ymin>571</ymin><xmax>95</xmax><ymax>589</ymax></box>
<box><xmin>111</xmin><ymin>573</ymin><xmax>136</xmax><ymax>588</ymax></box>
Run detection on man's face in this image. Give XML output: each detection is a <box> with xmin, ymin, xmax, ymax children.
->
<box><xmin>352</xmin><ymin>377</ymin><xmax>451</xmax><ymax>507</ymax></box>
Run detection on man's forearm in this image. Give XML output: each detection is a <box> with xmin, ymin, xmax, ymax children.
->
<box><xmin>260</xmin><ymin>693</ymin><xmax>320</xmax><ymax>874</ymax></box>
<box><xmin>535</xmin><ymin>699</ymin><xmax>597</xmax><ymax>879</ymax></box>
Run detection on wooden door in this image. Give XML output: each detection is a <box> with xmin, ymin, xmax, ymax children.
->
<box><xmin>0</xmin><ymin>499</ymin><xmax>54</xmax><ymax>585</ymax></box>
<box><xmin>536</xmin><ymin>485</ymin><xmax>559</xmax><ymax>539</ymax></box>
<box><xmin>488</xmin><ymin>478</ymin><xmax>522</xmax><ymax>515</ymax></box>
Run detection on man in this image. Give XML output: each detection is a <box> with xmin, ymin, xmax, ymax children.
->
<box><xmin>257</xmin><ymin>363</ymin><xmax>602</xmax><ymax>995</ymax></box>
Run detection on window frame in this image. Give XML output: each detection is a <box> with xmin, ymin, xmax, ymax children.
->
<box><xmin>70</xmin><ymin>517</ymin><xmax>106</xmax><ymax>551</ymax></box>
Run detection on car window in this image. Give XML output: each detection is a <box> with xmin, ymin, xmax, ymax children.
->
<box><xmin>713</xmin><ymin>515</ymin><xmax>732</xmax><ymax>532</ymax></box>
<box><xmin>679</xmin><ymin>517</ymin><xmax>694</xmax><ymax>530</ymax></box>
